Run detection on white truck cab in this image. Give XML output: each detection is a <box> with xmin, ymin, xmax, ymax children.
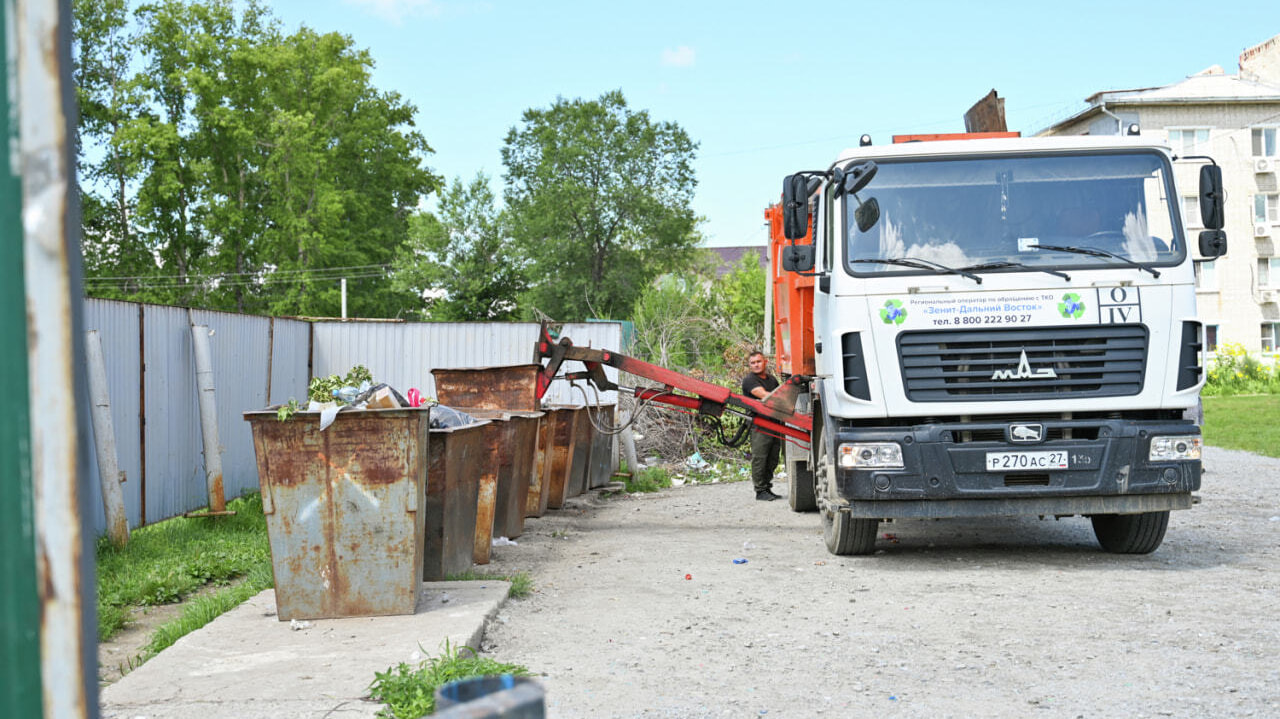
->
<box><xmin>779</xmin><ymin>134</ymin><xmax>1228</xmax><ymax>555</ymax></box>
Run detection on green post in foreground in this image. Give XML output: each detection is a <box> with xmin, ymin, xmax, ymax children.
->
<box><xmin>0</xmin><ymin>1</ymin><xmax>45</xmax><ymax>714</ymax></box>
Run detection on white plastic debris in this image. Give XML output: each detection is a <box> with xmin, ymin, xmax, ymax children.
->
<box><xmin>492</xmin><ymin>536</ymin><xmax>518</xmax><ymax>546</ymax></box>
<box><xmin>289</xmin><ymin>619</ymin><xmax>313</xmax><ymax>631</ymax></box>
<box><xmin>685</xmin><ymin>452</ymin><xmax>710</xmax><ymax>470</ymax></box>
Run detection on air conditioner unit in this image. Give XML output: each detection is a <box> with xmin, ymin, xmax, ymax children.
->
<box><xmin>1262</xmin><ymin>290</ymin><xmax>1279</xmax><ymax>304</ymax></box>
<box><xmin>1257</xmin><ymin>223</ymin><xmax>1272</xmax><ymax>238</ymax></box>
<box><xmin>1257</xmin><ymin>157</ymin><xmax>1276</xmax><ymax>174</ymax></box>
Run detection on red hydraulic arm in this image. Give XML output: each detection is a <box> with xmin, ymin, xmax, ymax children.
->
<box><xmin>533</xmin><ymin>323</ymin><xmax>812</xmax><ymax>445</ymax></box>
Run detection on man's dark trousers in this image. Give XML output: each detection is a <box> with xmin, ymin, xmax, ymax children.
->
<box><xmin>750</xmin><ymin>429</ymin><xmax>782</xmax><ymax>493</ymax></box>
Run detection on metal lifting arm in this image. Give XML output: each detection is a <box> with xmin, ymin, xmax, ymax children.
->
<box><xmin>533</xmin><ymin>323</ymin><xmax>812</xmax><ymax>444</ymax></box>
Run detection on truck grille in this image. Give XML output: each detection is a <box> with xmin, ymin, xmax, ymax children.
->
<box><xmin>898</xmin><ymin>324</ymin><xmax>1147</xmax><ymax>401</ymax></box>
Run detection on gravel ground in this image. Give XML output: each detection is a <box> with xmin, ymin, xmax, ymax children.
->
<box><xmin>481</xmin><ymin>446</ymin><xmax>1280</xmax><ymax>718</ymax></box>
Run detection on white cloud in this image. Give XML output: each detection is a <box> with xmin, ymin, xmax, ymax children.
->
<box><xmin>342</xmin><ymin>0</ymin><xmax>448</xmax><ymax>23</ymax></box>
<box><xmin>661</xmin><ymin>46</ymin><xmax>696</xmax><ymax>68</ymax></box>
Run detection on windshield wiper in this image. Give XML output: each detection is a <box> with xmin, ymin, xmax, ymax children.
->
<box><xmin>961</xmin><ymin>261</ymin><xmax>1071</xmax><ymax>281</ymax></box>
<box><xmin>1028</xmin><ymin>243</ymin><xmax>1160</xmax><ymax>278</ymax></box>
<box><xmin>850</xmin><ymin>257</ymin><xmax>982</xmax><ymax>284</ymax></box>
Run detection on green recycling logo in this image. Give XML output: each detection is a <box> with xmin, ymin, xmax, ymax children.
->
<box><xmin>879</xmin><ymin>299</ymin><xmax>907</xmax><ymax>325</ymax></box>
<box><xmin>1058</xmin><ymin>292</ymin><xmax>1086</xmax><ymax>319</ymax></box>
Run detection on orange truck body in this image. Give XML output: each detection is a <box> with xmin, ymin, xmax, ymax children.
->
<box><xmin>765</xmin><ymin>203</ymin><xmax>816</xmax><ymax>377</ymax></box>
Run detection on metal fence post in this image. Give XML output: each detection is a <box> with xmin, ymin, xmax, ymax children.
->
<box><xmin>0</xmin><ymin>0</ymin><xmax>45</xmax><ymax>711</ymax></box>
<box><xmin>14</xmin><ymin>0</ymin><xmax>100</xmax><ymax>714</ymax></box>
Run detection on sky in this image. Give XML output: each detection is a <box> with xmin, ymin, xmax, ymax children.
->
<box><xmin>261</xmin><ymin>0</ymin><xmax>1278</xmax><ymax>249</ymax></box>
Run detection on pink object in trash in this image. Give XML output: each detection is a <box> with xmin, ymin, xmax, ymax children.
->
<box><xmin>407</xmin><ymin>388</ymin><xmax>423</xmax><ymax>407</ymax></box>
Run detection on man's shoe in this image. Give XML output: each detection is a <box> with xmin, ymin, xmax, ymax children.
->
<box><xmin>756</xmin><ymin>490</ymin><xmax>780</xmax><ymax>501</ymax></box>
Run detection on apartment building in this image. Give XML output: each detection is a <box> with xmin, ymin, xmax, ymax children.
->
<box><xmin>1040</xmin><ymin>33</ymin><xmax>1280</xmax><ymax>355</ymax></box>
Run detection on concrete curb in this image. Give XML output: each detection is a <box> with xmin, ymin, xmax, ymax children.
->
<box><xmin>100</xmin><ymin>581</ymin><xmax>511</xmax><ymax>719</ymax></box>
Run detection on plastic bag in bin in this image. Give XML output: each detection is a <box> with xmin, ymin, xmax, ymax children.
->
<box><xmin>431</xmin><ymin>405</ymin><xmax>477</xmax><ymax>429</ymax></box>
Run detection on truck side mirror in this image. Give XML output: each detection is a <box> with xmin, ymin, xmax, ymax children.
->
<box><xmin>1198</xmin><ymin>229</ymin><xmax>1227</xmax><ymax>258</ymax></box>
<box><xmin>781</xmin><ymin>244</ymin><xmax>815</xmax><ymax>272</ymax></box>
<box><xmin>841</xmin><ymin>161</ymin><xmax>878</xmax><ymax>196</ymax></box>
<box><xmin>1199</xmin><ymin>165</ymin><xmax>1224</xmax><ymax>230</ymax></box>
<box><xmin>854</xmin><ymin>197</ymin><xmax>880</xmax><ymax>233</ymax></box>
<box><xmin>782</xmin><ymin>175</ymin><xmax>810</xmax><ymax>240</ymax></box>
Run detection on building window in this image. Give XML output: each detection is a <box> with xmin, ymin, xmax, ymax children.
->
<box><xmin>1194</xmin><ymin>259</ymin><xmax>1217</xmax><ymax>290</ymax></box>
<box><xmin>1183</xmin><ymin>195</ymin><xmax>1201</xmax><ymax>229</ymax></box>
<box><xmin>1257</xmin><ymin>193</ymin><xmax>1279</xmax><ymax>224</ymax></box>
<box><xmin>1260</xmin><ymin>257</ymin><xmax>1280</xmax><ymax>287</ymax></box>
<box><xmin>1252</xmin><ymin>127</ymin><xmax>1278</xmax><ymax>157</ymax></box>
<box><xmin>1168</xmin><ymin>128</ymin><xmax>1209</xmax><ymax>155</ymax></box>
<box><xmin>1263</xmin><ymin>323</ymin><xmax>1279</xmax><ymax>353</ymax></box>
<box><xmin>1206</xmin><ymin>325</ymin><xmax>1218</xmax><ymax>353</ymax></box>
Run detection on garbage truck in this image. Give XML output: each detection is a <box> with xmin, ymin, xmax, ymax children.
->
<box><xmin>769</xmin><ymin>130</ymin><xmax>1226</xmax><ymax>555</ymax></box>
<box><xmin>535</xmin><ymin>128</ymin><xmax>1227</xmax><ymax>557</ymax></box>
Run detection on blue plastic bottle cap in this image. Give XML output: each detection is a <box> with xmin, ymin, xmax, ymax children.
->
<box><xmin>733</xmin><ymin>558</ymin><xmax>748</xmax><ymax>564</ymax></box>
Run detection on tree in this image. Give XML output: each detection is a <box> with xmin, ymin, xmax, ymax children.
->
<box><xmin>501</xmin><ymin>90</ymin><xmax>701</xmax><ymax>321</ymax></box>
<box><xmin>392</xmin><ymin>173</ymin><xmax>527</xmax><ymax>320</ymax></box>
<box><xmin>713</xmin><ymin>253</ymin><xmax>768</xmax><ymax>346</ymax></box>
<box><xmin>73</xmin><ymin>0</ymin><xmax>440</xmax><ymax>317</ymax></box>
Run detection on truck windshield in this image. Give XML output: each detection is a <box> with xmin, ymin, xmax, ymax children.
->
<box><xmin>844</xmin><ymin>151</ymin><xmax>1183</xmax><ymax>276</ymax></box>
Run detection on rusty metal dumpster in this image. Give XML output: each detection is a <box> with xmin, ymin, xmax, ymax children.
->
<box><xmin>587</xmin><ymin>403</ymin><xmax>617</xmax><ymax>489</ymax></box>
<box><xmin>432</xmin><ymin>364</ymin><xmax>542</xmax><ymax>412</ymax></box>
<box><xmin>244</xmin><ymin>407</ymin><xmax>430</xmax><ymax>620</ymax></box>
<box><xmin>453</xmin><ymin>408</ymin><xmax>541</xmax><ymax>543</ymax></box>
<box><xmin>526</xmin><ymin>417</ymin><xmax>554</xmax><ymax>518</ymax></box>
<box><xmin>424</xmin><ymin>420</ymin><xmax>489</xmax><ymax>581</ymax></box>
<box><xmin>541</xmin><ymin>404</ymin><xmax>585</xmax><ymax>509</ymax></box>
<box><xmin>566</xmin><ymin>407</ymin><xmax>593</xmax><ymax>498</ymax></box>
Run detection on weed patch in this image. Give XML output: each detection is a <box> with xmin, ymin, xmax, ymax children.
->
<box><xmin>443</xmin><ymin>570</ymin><xmax>534</xmax><ymax>599</ymax></box>
<box><xmin>624</xmin><ymin>466</ymin><xmax>672</xmax><ymax>493</ymax></box>
<box><xmin>369</xmin><ymin>641</ymin><xmax>531</xmax><ymax>718</ymax></box>
<box><xmin>96</xmin><ymin>493</ymin><xmax>271</xmax><ymax>641</ymax></box>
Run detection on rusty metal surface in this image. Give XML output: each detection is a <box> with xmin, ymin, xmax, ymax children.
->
<box><xmin>567</xmin><ymin>408</ymin><xmax>593</xmax><ymax>498</ymax></box>
<box><xmin>432</xmin><ymin>365</ymin><xmax>543</xmax><ymax>412</ymax></box>
<box><xmin>587</xmin><ymin>404</ymin><xmax>617</xmax><ymax>489</ymax></box>
<box><xmin>424</xmin><ymin>421</ymin><xmax>488</xmax><ymax>581</ymax></box>
<box><xmin>526</xmin><ymin>417</ymin><xmax>553</xmax><ymax>518</ymax></box>
<box><xmin>19</xmin><ymin>0</ymin><xmax>99</xmax><ymax>712</ymax></box>
<box><xmin>498</xmin><ymin>413</ymin><xmax>540</xmax><ymax>539</ymax></box>
<box><xmin>454</xmin><ymin>409</ymin><xmax>540</xmax><ymax>542</ymax></box>
<box><xmin>245</xmin><ymin>408</ymin><xmax>429</xmax><ymax>620</ymax></box>
<box><xmin>542</xmin><ymin>406</ymin><xmax>583</xmax><ymax>509</ymax></box>
<box><xmin>469</xmin><ymin>417</ymin><xmax>506</xmax><ymax>565</ymax></box>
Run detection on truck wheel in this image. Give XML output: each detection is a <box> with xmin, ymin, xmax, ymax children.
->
<box><xmin>823</xmin><ymin>506</ymin><xmax>878</xmax><ymax>556</ymax></box>
<box><xmin>786</xmin><ymin>452</ymin><xmax>817</xmax><ymax>513</ymax></box>
<box><xmin>816</xmin><ymin>425</ymin><xmax>877</xmax><ymax>555</ymax></box>
<box><xmin>1090</xmin><ymin>511</ymin><xmax>1170</xmax><ymax>554</ymax></box>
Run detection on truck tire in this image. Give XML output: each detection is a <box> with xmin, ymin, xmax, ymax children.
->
<box><xmin>1090</xmin><ymin>511</ymin><xmax>1170</xmax><ymax>554</ymax></box>
<box><xmin>786</xmin><ymin>453</ymin><xmax>817</xmax><ymax>512</ymax></box>
<box><xmin>823</xmin><ymin>506</ymin><xmax>878</xmax><ymax>556</ymax></box>
<box><xmin>815</xmin><ymin>425</ymin><xmax>877</xmax><ymax>555</ymax></box>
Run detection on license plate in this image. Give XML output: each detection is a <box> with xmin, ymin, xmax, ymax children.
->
<box><xmin>985</xmin><ymin>451</ymin><xmax>1068</xmax><ymax>471</ymax></box>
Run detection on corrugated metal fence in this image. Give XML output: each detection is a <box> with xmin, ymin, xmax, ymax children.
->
<box><xmin>81</xmin><ymin>298</ymin><xmax>621</xmax><ymax>536</ymax></box>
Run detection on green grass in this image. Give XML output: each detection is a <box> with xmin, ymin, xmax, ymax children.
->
<box><xmin>444</xmin><ymin>570</ymin><xmax>534</xmax><ymax>599</ymax></box>
<box><xmin>144</xmin><ymin>562</ymin><xmax>275</xmax><ymax>656</ymax></box>
<box><xmin>624</xmin><ymin>466</ymin><xmax>672</xmax><ymax>493</ymax></box>
<box><xmin>1203</xmin><ymin>395</ymin><xmax>1280</xmax><ymax>457</ymax></box>
<box><xmin>369</xmin><ymin>641</ymin><xmax>532</xmax><ymax>719</ymax></box>
<box><xmin>96</xmin><ymin>493</ymin><xmax>272</xmax><ymax>641</ymax></box>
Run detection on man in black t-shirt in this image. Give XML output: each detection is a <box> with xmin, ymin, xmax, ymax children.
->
<box><xmin>742</xmin><ymin>351</ymin><xmax>782</xmax><ymax>501</ymax></box>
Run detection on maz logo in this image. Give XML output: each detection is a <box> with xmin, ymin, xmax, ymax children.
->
<box><xmin>991</xmin><ymin>350</ymin><xmax>1057</xmax><ymax>380</ymax></box>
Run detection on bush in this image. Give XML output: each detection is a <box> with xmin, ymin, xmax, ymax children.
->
<box><xmin>1203</xmin><ymin>343</ymin><xmax>1280</xmax><ymax>396</ymax></box>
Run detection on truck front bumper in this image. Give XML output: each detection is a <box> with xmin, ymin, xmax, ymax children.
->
<box><xmin>831</xmin><ymin>418</ymin><xmax>1200</xmax><ymax>520</ymax></box>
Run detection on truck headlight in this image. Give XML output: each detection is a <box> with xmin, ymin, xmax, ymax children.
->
<box><xmin>838</xmin><ymin>442</ymin><xmax>904</xmax><ymax>469</ymax></box>
<box><xmin>1148</xmin><ymin>435</ymin><xmax>1202</xmax><ymax>462</ymax></box>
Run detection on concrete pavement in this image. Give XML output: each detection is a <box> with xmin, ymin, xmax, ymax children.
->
<box><xmin>99</xmin><ymin>581</ymin><xmax>511</xmax><ymax>719</ymax></box>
